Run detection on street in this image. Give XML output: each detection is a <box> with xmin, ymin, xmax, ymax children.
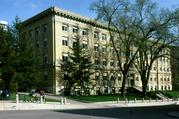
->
<box><xmin>0</xmin><ymin>105</ymin><xmax>179</xmax><ymax>119</ymax></box>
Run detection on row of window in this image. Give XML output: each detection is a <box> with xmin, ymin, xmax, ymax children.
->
<box><xmin>62</xmin><ymin>24</ymin><xmax>107</xmax><ymax>40</ymax></box>
<box><xmin>149</xmin><ymin>85</ymin><xmax>171</xmax><ymax>91</ymax></box>
<box><xmin>150</xmin><ymin>77</ymin><xmax>171</xmax><ymax>82</ymax></box>
<box><xmin>29</xmin><ymin>24</ymin><xmax>47</xmax><ymax>37</ymax></box>
<box><xmin>152</xmin><ymin>66</ymin><xmax>170</xmax><ymax>72</ymax></box>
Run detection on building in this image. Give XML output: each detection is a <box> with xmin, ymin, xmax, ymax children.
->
<box><xmin>22</xmin><ymin>7</ymin><xmax>172</xmax><ymax>94</ymax></box>
<box><xmin>0</xmin><ymin>21</ymin><xmax>8</xmax><ymax>30</ymax></box>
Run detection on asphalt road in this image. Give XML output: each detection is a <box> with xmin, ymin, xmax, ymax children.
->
<box><xmin>0</xmin><ymin>105</ymin><xmax>179</xmax><ymax>119</ymax></box>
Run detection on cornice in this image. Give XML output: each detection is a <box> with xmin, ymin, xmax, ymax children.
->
<box><xmin>23</xmin><ymin>6</ymin><xmax>109</xmax><ymax>30</ymax></box>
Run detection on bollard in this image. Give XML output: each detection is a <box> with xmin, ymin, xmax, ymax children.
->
<box><xmin>149</xmin><ymin>98</ymin><xmax>151</xmax><ymax>102</ymax></box>
<box><xmin>167</xmin><ymin>98</ymin><xmax>169</xmax><ymax>102</ymax></box>
<box><xmin>16</xmin><ymin>94</ymin><xmax>19</xmax><ymax>103</ymax></box>
<box><xmin>142</xmin><ymin>98</ymin><xmax>144</xmax><ymax>103</ymax></box>
<box><xmin>156</xmin><ymin>98</ymin><xmax>158</xmax><ymax>102</ymax></box>
<box><xmin>64</xmin><ymin>97</ymin><xmax>66</xmax><ymax>104</ymax></box>
<box><xmin>40</xmin><ymin>96</ymin><xmax>43</xmax><ymax>104</ymax></box>
<box><xmin>117</xmin><ymin>98</ymin><xmax>119</xmax><ymax>104</ymax></box>
<box><xmin>61</xmin><ymin>97</ymin><xmax>64</xmax><ymax>104</ymax></box>
<box><xmin>125</xmin><ymin>98</ymin><xmax>128</xmax><ymax>103</ymax></box>
<box><xmin>134</xmin><ymin>98</ymin><xmax>136</xmax><ymax>103</ymax></box>
<box><xmin>162</xmin><ymin>98</ymin><xmax>164</xmax><ymax>102</ymax></box>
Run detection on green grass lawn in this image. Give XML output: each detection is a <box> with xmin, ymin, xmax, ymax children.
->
<box><xmin>2</xmin><ymin>93</ymin><xmax>59</xmax><ymax>102</ymax></box>
<box><xmin>162</xmin><ymin>91</ymin><xmax>179</xmax><ymax>98</ymax></box>
<box><xmin>68</xmin><ymin>93</ymin><xmax>154</xmax><ymax>103</ymax></box>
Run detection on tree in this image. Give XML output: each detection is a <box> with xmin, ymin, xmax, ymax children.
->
<box><xmin>91</xmin><ymin>0</ymin><xmax>179</xmax><ymax>97</ymax></box>
<box><xmin>60</xmin><ymin>36</ymin><xmax>94</xmax><ymax>95</ymax></box>
<box><xmin>0</xmin><ymin>27</ymin><xmax>15</xmax><ymax>91</ymax></box>
<box><xmin>0</xmin><ymin>18</ymin><xmax>38</xmax><ymax>92</ymax></box>
<box><xmin>91</xmin><ymin>0</ymin><xmax>139</xmax><ymax>97</ymax></box>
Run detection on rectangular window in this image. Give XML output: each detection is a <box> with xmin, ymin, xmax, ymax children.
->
<box><xmin>43</xmin><ymin>24</ymin><xmax>47</xmax><ymax>32</ymax></box>
<box><xmin>62</xmin><ymin>24</ymin><xmax>68</xmax><ymax>31</ymax></box>
<box><xmin>82</xmin><ymin>29</ymin><xmax>88</xmax><ymax>36</ymax></box>
<box><xmin>44</xmin><ymin>38</ymin><xmax>47</xmax><ymax>47</ymax></box>
<box><xmin>36</xmin><ymin>42</ymin><xmax>39</xmax><ymax>49</ymax></box>
<box><xmin>102</xmin><ymin>46</ymin><xmax>106</xmax><ymax>53</ymax></box>
<box><xmin>44</xmin><ymin>40</ymin><xmax>47</xmax><ymax>47</ymax></box>
<box><xmin>95</xmin><ymin>59</ymin><xmax>99</xmax><ymax>65</ymax></box>
<box><xmin>62</xmin><ymin>37</ymin><xmax>68</xmax><ymax>46</ymax></box>
<box><xmin>94</xmin><ymin>32</ymin><xmax>99</xmax><ymax>39</ymax></box>
<box><xmin>82</xmin><ymin>41</ymin><xmax>88</xmax><ymax>49</ymax></box>
<box><xmin>102</xmin><ymin>34</ymin><xmax>107</xmax><ymax>40</ymax></box>
<box><xmin>94</xmin><ymin>44</ymin><xmax>98</xmax><ymax>52</ymax></box>
<box><xmin>72</xmin><ymin>27</ymin><xmax>78</xmax><ymax>33</ymax></box>
<box><xmin>44</xmin><ymin>55</ymin><xmax>48</xmax><ymax>64</ymax></box>
<box><xmin>110</xmin><ymin>60</ymin><xmax>114</xmax><ymax>66</ymax></box>
<box><xmin>102</xmin><ymin>59</ymin><xmax>107</xmax><ymax>66</ymax></box>
<box><xmin>62</xmin><ymin>54</ymin><xmax>68</xmax><ymax>62</ymax></box>
<box><xmin>29</xmin><ymin>30</ymin><xmax>33</xmax><ymax>37</ymax></box>
<box><xmin>35</xmin><ymin>28</ymin><xmax>40</xmax><ymax>35</ymax></box>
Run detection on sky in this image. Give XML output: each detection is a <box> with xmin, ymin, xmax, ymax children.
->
<box><xmin>1</xmin><ymin>0</ymin><xmax>179</xmax><ymax>25</ymax></box>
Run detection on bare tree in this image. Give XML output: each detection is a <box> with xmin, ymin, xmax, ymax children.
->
<box><xmin>91</xmin><ymin>0</ymin><xmax>139</xmax><ymax>97</ymax></box>
<box><xmin>91</xmin><ymin>0</ymin><xmax>179</xmax><ymax>97</ymax></box>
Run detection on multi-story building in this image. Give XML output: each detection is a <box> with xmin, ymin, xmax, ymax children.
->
<box><xmin>0</xmin><ymin>21</ymin><xmax>8</xmax><ymax>30</ymax></box>
<box><xmin>22</xmin><ymin>7</ymin><xmax>172</xmax><ymax>94</ymax></box>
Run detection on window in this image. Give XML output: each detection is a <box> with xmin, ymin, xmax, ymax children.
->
<box><xmin>161</xmin><ymin>77</ymin><xmax>163</xmax><ymax>81</ymax></box>
<box><xmin>73</xmin><ymin>40</ymin><xmax>77</xmax><ymax>48</ymax></box>
<box><xmin>43</xmin><ymin>24</ymin><xmax>47</xmax><ymax>32</ymax></box>
<box><xmin>94</xmin><ymin>32</ymin><xmax>99</xmax><ymax>39</ymax></box>
<box><xmin>102</xmin><ymin>34</ymin><xmax>107</xmax><ymax>40</ymax></box>
<box><xmin>62</xmin><ymin>24</ymin><xmax>68</xmax><ymax>31</ymax></box>
<box><xmin>160</xmin><ymin>67</ymin><xmax>162</xmax><ymax>71</ymax></box>
<box><xmin>62</xmin><ymin>53</ymin><xmax>68</xmax><ymax>62</ymax></box>
<box><xmin>29</xmin><ymin>30</ymin><xmax>33</xmax><ymax>37</ymax></box>
<box><xmin>82</xmin><ymin>41</ymin><xmax>88</xmax><ymax>49</ymax></box>
<box><xmin>154</xmin><ymin>77</ymin><xmax>156</xmax><ymax>81</ymax></box>
<box><xmin>150</xmin><ymin>86</ymin><xmax>153</xmax><ymax>91</ymax></box>
<box><xmin>168</xmin><ymin>85</ymin><xmax>170</xmax><ymax>90</ymax></box>
<box><xmin>36</xmin><ymin>41</ymin><xmax>39</xmax><ymax>49</ymax></box>
<box><xmin>150</xmin><ymin>77</ymin><xmax>152</xmax><ymax>81</ymax></box>
<box><xmin>153</xmin><ymin>66</ymin><xmax>156</xmax><ymax>70</ymax></box>
<box><xmin>62</xmin><ymin>37</ymin><xmax>68</xmax><ymax>46</ymax></box>
<box><xmin>94</xmin><ymin>44</ymin><xmax>98</xmax><ymax>52</ymax></box>
<box><xmin>161</xmin><ymin>85</ymin><xmax>163</xmax><ymax>90</ymax></box>
<box><xmin>102</xmin><ymin>59</ymin><xmax>107</xmax><ymax>66</ymax></box>
<box><xmin>110</xmin><ymin>60</ymin><xmax>114</xmax><ymax>66</ymax></box>
<box><xmin>118</xmin><ymin>76</ymin><xmax>121</xmax><ymax>81</ymax></box>
<box><xmin>44</xmin><ymin>55</ymin><xmax>48</xmax><ymax>64</ymax></box>
<box><xmin>167</xmin><ymin>78</ymin><xmax>170</xmax><ymax>81</ymax></box>
<box><xmin>95</xmin><ymin>59</ymin><xmax>99</xmax><ymax>65</ymax></box>
<box><xmin>82</xmin><ymin>29</ymin><xmax>88</xmax><ymax>36</ymax></box>
<box><xmin>44</xmin><ymin>38</ymin><xmax>47</xmax><ymax>47</ymax></box>
<box><xmin>72</xmin><ymin>27</ymin><xmax>78</xmax><ymax>33</ymax></box>
<box><xmin>35</xmin><ymin>28</ymin><xmax>40</xmax><ymax>35</ymax></box>
<box><xmin>44</xmin><ymin>75</ymin><xmax>48</xmax><ymax>81</ymax></box>
<box><xmin>95</xmin><ymin>52</ymin><xmax>98</xmax><ymax>58</ymax></box>
<box><xmin>102</xmin><ymin>46</ymin><xmax>106</xmax><ymax>53</ymax></box>
<box><xmin>110</xmin><ymin>47</ymin><xmax>113</xmax><ymax>54</ymax></box>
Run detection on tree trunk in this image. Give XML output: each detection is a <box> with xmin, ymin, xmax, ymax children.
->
<box><xmin>142</xmin><ymin>84</ymin><xmax>147</xmax><ymax>97</ymax></box>
<box><xmin>121</xmin><ymin>75</ymin><xmax>126</xmax><ymax>97</ymax></box>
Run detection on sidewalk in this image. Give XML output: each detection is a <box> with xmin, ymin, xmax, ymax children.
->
<box><xmin>0</xmin><ymin>99</ymin><xmax>178</xmax><ymax>111</ymax></box>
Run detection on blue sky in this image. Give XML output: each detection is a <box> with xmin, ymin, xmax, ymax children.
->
<box><xmin>1</xmin><ymin>0</ymin><xmax>179</xmax><ymax>24</ymax></box>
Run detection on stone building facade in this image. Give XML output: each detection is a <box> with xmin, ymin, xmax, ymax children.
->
<box><xmin>22</xmin><ymin>7</ymin><xmax>172</xmax><ymax>94</ymax></box>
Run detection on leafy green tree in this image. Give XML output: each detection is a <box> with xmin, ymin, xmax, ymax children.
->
<box><xmin>61</xmin><ymin>36</ymin><xmax>94</xmax><ymax>95</ymax></box>
<box><xmin>0</xmin><ymin>18</ymin><xmax>38</xmax><ymax>92</ymax></box>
